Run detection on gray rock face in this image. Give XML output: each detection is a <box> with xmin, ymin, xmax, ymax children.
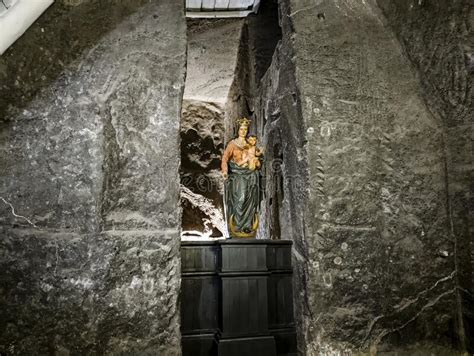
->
<box><xmin>0</xmin><ymin>1</ymin><xmax>186</xmax><ymax>354</ymax></box>
<box><xmin>181</xmin><ymin>100</ymin><xmax>225</xmax><ymax>237</ymax></box>
<box><xmin>378</xmin><ymin>0</ymin><xmax>474</xmax><ymax>349</ymax></box>
<box><xmin>226</xmin><ymin>0</ymin><xmax>282</xmax><ymax>142</ymax></box>
<box><xmin>253</xmin><ymin>0</ymin><xmax>468</xmax><ymax>353</ymax></box>
<box><xmin>184</xmin><ymin>19</ymin><xmax>243</xmax><ymax>105</ymax></box>
<box><xmin>1</xmin><ymin>229</ymin><xmax>181</xmax><ymax>355</ymax></box>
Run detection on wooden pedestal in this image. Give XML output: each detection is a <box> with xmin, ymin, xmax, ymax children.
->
<box><xmin>181</xmin><ymin>241</ymin><xmax>219</xmax><ymax>356</ymax></box>
<box><xmin>180</xmin><ymin>239</ymin><xmax>296</xmax><ymax>356</ymax></box>
<box><xmin>217</xmin><ymin>240</ymin><xmax>276</xmax><ymax>356</ymax></box>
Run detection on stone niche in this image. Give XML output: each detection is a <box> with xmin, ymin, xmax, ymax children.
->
<box><xmin>181</xmin><ymin>18</ymin><xmax>243</xmax><ymax>237</ymax></box>
<box><xmin>224</xmin><ymin>0</ymin><xmax>283</xmax><ymax>242</ymax></box>
<box><xmin>181</xmin><ymin>100</ymin><xmax>225</xmax><ymax>237</ymax></box>
<box><xmin>0</xmin><ymin>0</ymin><xmax>186</xmax><ymax>354</ymax></box>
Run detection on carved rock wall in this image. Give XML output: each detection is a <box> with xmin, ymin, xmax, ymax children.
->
<box><xmin>255</xmin><ymin>0</ymin><xmax>466</xmax><ymax>353</ymax></box>
<box><xmin>377</xmin><ymin>0</ymin><xmax>474</xmax><ymax>349</ymax></box>
<box><xmin>0</xmin><ymin>1</ymin><xmax>186</xmax><ymax>354</ymax></box>
<box><xmin>181</xmin><ymin>100</ymin><xmax>225</xmax><ymax>236</ymax></box>
<box><xmin>226</xmin><ymin>0</ymin><xmax>282</xmax><ymax>143</ymax></box>
<box><xmin>184</xmin><ymin>19</ymin><xmax>243</xmax><ymax>105</ymax></box>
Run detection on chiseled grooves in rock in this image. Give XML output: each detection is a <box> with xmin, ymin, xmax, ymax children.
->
<box><xmin>254</xmin><ymin>0</ymin><xmax>462</xmax><ymax>353</ymax></box>
<box><xmin>0</xmin><ymin>1</ymin><xmax>186</xmax><ymax>354</ymax></box>
<box><xmin>378</xmin><ymin>0</ymin><xmax>474</xmax><ymax>349</ymax></box>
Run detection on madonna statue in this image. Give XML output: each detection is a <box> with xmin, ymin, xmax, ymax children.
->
<box><xmin>221</xmin><ymin>118</ymin><xmax>263</xmax><ymax>238</ymax></box>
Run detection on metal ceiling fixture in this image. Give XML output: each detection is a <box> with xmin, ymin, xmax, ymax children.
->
<box><xmin>0</xmin><ymin>0</ymin><xmax>54</xmax><ymax>55</ymax></box>
<box><xmin>186</xmin><ymin>0</ymin><xmax>261</xmax><ymax>18</ymax></box>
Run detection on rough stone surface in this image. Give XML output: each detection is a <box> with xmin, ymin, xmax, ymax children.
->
<box><xmin>0</xmin><ymin>1</ymin><xmax>186</xmax><ymax>354</ymax></box>
<box><xmin>184</xmin><ymin>19</ymin><xmax>243</xmax><ymax>105</ymax></box>
<box><xmin>253</xmin><ymin>0</ymin><xmax>468</xmax><ymax>353</ymax></box>
<box><xmin>0</xmin><ymin>229</ymin><xmax>180</xmax><ymax>355</ymax></box>
<box><xmin>226</xmin><ymin>0</ymin><xmax>282</xmax><ymax>142</ymax></box>
<box><xmin>181</xmin><ymin>100</ymin><xmax>225</xmax><ymax>237</ymax></box>
<box><xmin>377</xmin><ymin>0</ymin><xmax>474</xmax><ymax>349</ymax></box>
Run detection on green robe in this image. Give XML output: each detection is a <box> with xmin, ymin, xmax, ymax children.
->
<box><xmin>225</xmin><ymin>161</ymin><xmax>260</xmax><ymax>237</ymax></box>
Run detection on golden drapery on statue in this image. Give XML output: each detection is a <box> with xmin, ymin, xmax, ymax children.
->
<box><xmin>221</xmin><ymin>118</ymin><xmax>263</xmax><ymax>238</ymax></box>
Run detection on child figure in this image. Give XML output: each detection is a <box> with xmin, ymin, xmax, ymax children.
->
<box><xmin>242</xmin><ymin>135</ymin><xmax>263</xmax><ymax>171</ymax></box>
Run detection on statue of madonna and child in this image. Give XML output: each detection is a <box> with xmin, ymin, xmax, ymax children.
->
<box><xmin>221</xmin><ymin>118</ymin><xmax>263</xmax><ymax>238</ymax></box>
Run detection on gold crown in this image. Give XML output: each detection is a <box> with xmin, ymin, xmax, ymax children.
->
<box><xmin>237</xmin><ymin>117</ymin><xmax>251</xmax><ymax>127</ymax></box>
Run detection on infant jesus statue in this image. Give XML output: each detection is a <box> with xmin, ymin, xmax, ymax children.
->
<box><xmin>240</xmin><ymin>135</ymin><xmax>263</xmax><ymax>170</ymax></box>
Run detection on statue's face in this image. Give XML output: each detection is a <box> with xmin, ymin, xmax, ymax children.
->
<box><xmin>247</xmin><ymin>137</ymin><xmax>257</xmax><ymax>146</ymax></box>
<box><xmin>238</xmin><ymin>125</ymin><xmax>248</xmax><ymax>138</ymax></box>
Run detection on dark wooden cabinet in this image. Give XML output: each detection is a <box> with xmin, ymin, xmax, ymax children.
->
<box><xmin>266</xmin><ymin>242</ymin><xmax>297</xmax><ymax>356</ymax></box>
<box><xmin>181</xmin><ymin>239</ymin><xmax>296</xmax><ymax>356</ymax></box>
<box><xmin>181</xmin><ymin>242</ymin><xmax>219</xmax><ymax>356</ymax></box>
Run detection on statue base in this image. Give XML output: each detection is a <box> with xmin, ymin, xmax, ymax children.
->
<box><xmin>180</xmin><ymin>239</ymin><xmax>295</xmax><ymax>356</ymax></box>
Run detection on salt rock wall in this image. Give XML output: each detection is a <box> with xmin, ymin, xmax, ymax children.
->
<box><xmin>226</xmin><ymin>0</ymin><xmax>281</xmax><ymax>143</ymax></box>
<box><xmin>184</xmin><ymin>19</ymin><xmax>243</xmax><ymax>105</ymax></box>
<box><xmin>181</xmin><ymin>100</ymin><xmax>225</xmax><ymax>237</ymax></box>
<box><xmin>377</xmin><ymin>0</ymin><xmax>474</xmax><ymax>349</ymax></box>
<box><xmin>0</xmin><ymin>1</ymin><xmax>186</xmax><ymax>354</ymax></box>
<box><xmin>256</xmin><ymin>0</ymin><xmax>463</xmax><ymax>353</ymax></box>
